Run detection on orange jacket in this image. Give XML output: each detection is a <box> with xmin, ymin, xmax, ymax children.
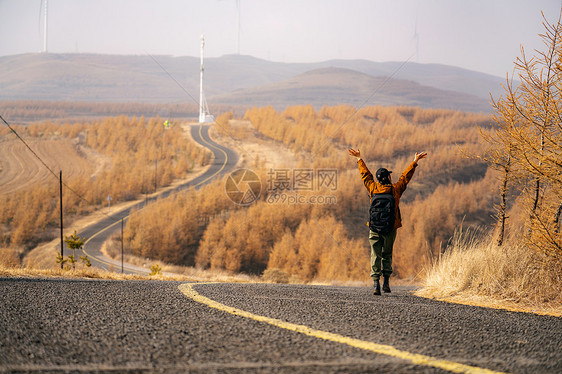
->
<box><xmin>358</xmin><ymin>159</ymin><xmax>418</xmax><ymax>230</ymax></box>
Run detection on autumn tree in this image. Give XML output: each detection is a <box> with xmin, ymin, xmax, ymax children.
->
<box><xmin>0</xmin><ymin>115</ymin><xmax>209</xmax><ymax>250</ymax></box>
<box><xmin>64</xmin><ymin>230</ymin><xmax>87</xmax><ymax>270</ymax></box>
<box><xmin>487</xmin><ymin>12</ymin><xmax>562</xmax><ymax>257</ymax></box>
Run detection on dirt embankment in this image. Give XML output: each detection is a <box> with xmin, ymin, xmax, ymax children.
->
<box><xmin>209</xmin><ymin>120</ymin><xmax>302</xmax><ymax>169</ymax></box>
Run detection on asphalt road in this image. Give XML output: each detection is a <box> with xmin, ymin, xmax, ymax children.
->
<box><xmin>75</xmin><ymin>124</ymin><xmax>238</xmax><ymax>274</ymax></box>
<box><xmin>1</xmin><ymin>279</ymin><xmax>560</xmax><ymax>373</ymax></box>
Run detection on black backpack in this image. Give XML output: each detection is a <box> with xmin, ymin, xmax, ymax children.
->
<box><xmin>369</xmin><ymin>190</ymin><xmax>395</xmax><ymax>234</ymax></box>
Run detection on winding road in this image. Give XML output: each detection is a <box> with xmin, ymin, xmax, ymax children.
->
<box><xmin>77</xmin><ymin>124</ymin><xmax>238</xmax><ymax>274</ymax></box>
<box><xmin>0</xmin><ymin>280</ymin><xmax>560</xmax><ymax>373</ymax></box>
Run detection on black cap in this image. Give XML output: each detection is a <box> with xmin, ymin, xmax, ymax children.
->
<box><xmin>376</xmin><ymin>168</ymin><xmax>392</xmax><ymax>182</ymax></box>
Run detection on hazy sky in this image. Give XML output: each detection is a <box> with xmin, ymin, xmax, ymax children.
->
<box><xmin>0</xmin><ymin>0</ymin><xmax>560</xmax><ymax>77</ymax></box>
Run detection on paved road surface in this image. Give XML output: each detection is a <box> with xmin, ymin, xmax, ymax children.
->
<box><xmin>1</xmin><ymin>279</ymin><xmax>560</xmax><ymax>373</ymax></box>
<box><xmin>75</xmin><ymin>124</ymin><xmax>237</xmax><ymax>274</ymax></box>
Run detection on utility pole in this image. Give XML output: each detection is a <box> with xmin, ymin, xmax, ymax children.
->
<box><xmin>198</xmin><ymin>35</ymin><xmax>214</xmax><ymax>123</ymax></box>
<box><xmin>121</xmin><ymin>218</ymin><xmax>124</xmax><ymax>274</ymax></box>
<box><xmin>199</xmin><ymin>35</ymin><xmax>205</xmax><ymax>123</ymax></box>
<box><xmin>59</xmin><ymin>170</ymin><xmax>63</xmax><ymax>269</ymax></box>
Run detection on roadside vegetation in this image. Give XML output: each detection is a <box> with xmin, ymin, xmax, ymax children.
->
<box><xmin>0</xmin><ymin>262</ymin><xmax>258</xmax><ymax>283</ymax></box>
<box><xmin>417</xmin><ymin>14</ymin><xmax>562</xmax><ymax>314</ymax></box>
<box><xmin>114</xmin><ymin>104</ymin><xmax>494</xmax><ymax>283</ymax></box>
<box><xmin>2</xmin><ymin>104</ymin><xmax>493</xmax><ymax>284</ymax></box>
<box><xmin>416</xmin><ymin>228</ymin><xmax>561</xmax><ymax>316</ymax></box>
<box><xmin>0</xmin><ymin>116</ymin><xmax>210</xmax><ymax>253</ymax></box>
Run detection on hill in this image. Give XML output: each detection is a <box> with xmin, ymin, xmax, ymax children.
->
<box><xmin>0</xmin><ymin>53</ymin><xmax>504</xmax><ymax>112</ymax></box>
<box><xmin>211</xmin><ymin>67</ymin><xmax>490</xmax><ymax>112</ymax></box>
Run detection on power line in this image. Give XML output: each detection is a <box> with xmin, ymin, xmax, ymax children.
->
<box><xmin>145</xmin><ymin>51</ymin><xmax>254</xmax><ymax>160</ymax></box>
<box><xmin>145</xmin><ymin>52</ymin><xmax>200</xmax><ymax>106</ymax></box>
<box><xmin>313</xmin><ymin>53</ymin><xmax>415</xmax><ymax>157</ymax></box>
<box><xmin>0</xmin><ymin>114</ymin><xmax>101</xmax><ymax>209</ymax></box>
<box><xmin>1</xmin><ymin>114</ymin><xmax>58</xmax><ymax>179</ymax></box>
<box><xmin>1</xmin><ymin>113</ymin><xmax>212</xmax><ymax>230</ymax></box>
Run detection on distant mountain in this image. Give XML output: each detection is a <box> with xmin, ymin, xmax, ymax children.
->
<box><xmin>0</xmin><ymin>53</ymin><xmax>506</xmax><ymax>112</ymax></box>
<box><xmin>211</xmin><ymin>67</ymin><xmax>490</xmax><ymax>112</ymax></box>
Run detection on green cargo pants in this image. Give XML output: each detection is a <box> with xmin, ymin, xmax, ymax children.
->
<box><xmin>369</xmin><ymin>229</ymin><xmax>397</xmax><ymax>280</ymax></box>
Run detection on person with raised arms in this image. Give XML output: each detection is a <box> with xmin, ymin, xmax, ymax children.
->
<box><xmin>348</xmin><ymin>148</ymin><xmax>427</xmax><ymax>295</ymax></box>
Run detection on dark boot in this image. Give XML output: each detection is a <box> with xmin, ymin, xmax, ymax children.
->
<box><xmin>373</xmin><ymin>279</ymin><xmax>381</xmax><ymax>295</ymax></box>
<box><xmin>382</xmin><ymin>276</ymin><xmax>391</xmax><ymax>293</ymax></box>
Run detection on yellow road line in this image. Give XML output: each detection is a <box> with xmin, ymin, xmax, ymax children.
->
<box><xmin>195</xmin><ymin>124</ymin><xmax>229</xmax><ymax>183</ymax></box>
<box><xmin>82</xmin><ymin>124</ymin><xmax>228</xmax><ymax>274</ymax></box>
<box><xmin>178</xmin><ymin>283</ymin><xmax>507</xmax><ymax>374</ymax></box>
<box><xmin>82</xmin><ymin>219</ymin><xmax>145</xmax><ymax>274</ymax></box>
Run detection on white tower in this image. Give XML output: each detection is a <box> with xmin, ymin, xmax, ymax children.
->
<box><xmin>43</xmin><ymin>0</ymin><xmax>48</xmax><ymax>53</ymax></box>
<box><xmin>199</xmin><ymin>35</ymin><xmax>214</xmax><ymax>123</ymax></box>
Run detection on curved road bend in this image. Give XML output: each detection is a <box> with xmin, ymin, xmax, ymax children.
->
<box><xmin>0</xmin><ymin>280</ymin><xmax>560</xmax><ymax>373</ymax></box>
<box><xmin>77</xmin><ymin>124</ymin><xmax>238</xmax><ymax>274</ymax></box>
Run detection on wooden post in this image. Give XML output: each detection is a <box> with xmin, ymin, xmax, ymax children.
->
<box><xmin>121</xmin><ymin>218</ymin><xmax>124</xmax><ymax>274</ymax></box>
<box><xmin>60</xmin><ymin>171</ymin><xmax>64</xmax><ymax>269</ymax></box>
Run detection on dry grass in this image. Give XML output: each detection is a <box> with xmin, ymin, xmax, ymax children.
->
<box><xmin>261</xmin><ymin>268</ymin><xmax>290</xmax><ymax>283</ymax></box>
<box><xmin>100</xmin><ymin>237</ymin><xmax>259</xmax><ymax>283</ymax></box>
<box><xmin>7</xmin><ymin>237</ymin><xmax>262</xmax><ymax>283</ymax></box>
<box><xmin>416</xmin><ymin>228</ymin><xmax>562</xmax><ymax>317</ymax></box>
<box><xmin>0</xmin><ymin>262</ymin><xmax>265</xmax><ymax>283</ymax></box>
<box><xmin>0</xmin><ymin>260</ymin><xmax>361</xmax><ymax>286</ymax></box>
<box><xmin>0</xmin><ymin>248</ymin><xmax>21</xmax><ymax>267</ymax></box>
<box><xmin>0</xmin><ymin>264</ymin><xmax>183</xmax><ymax>281</ymax></box>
